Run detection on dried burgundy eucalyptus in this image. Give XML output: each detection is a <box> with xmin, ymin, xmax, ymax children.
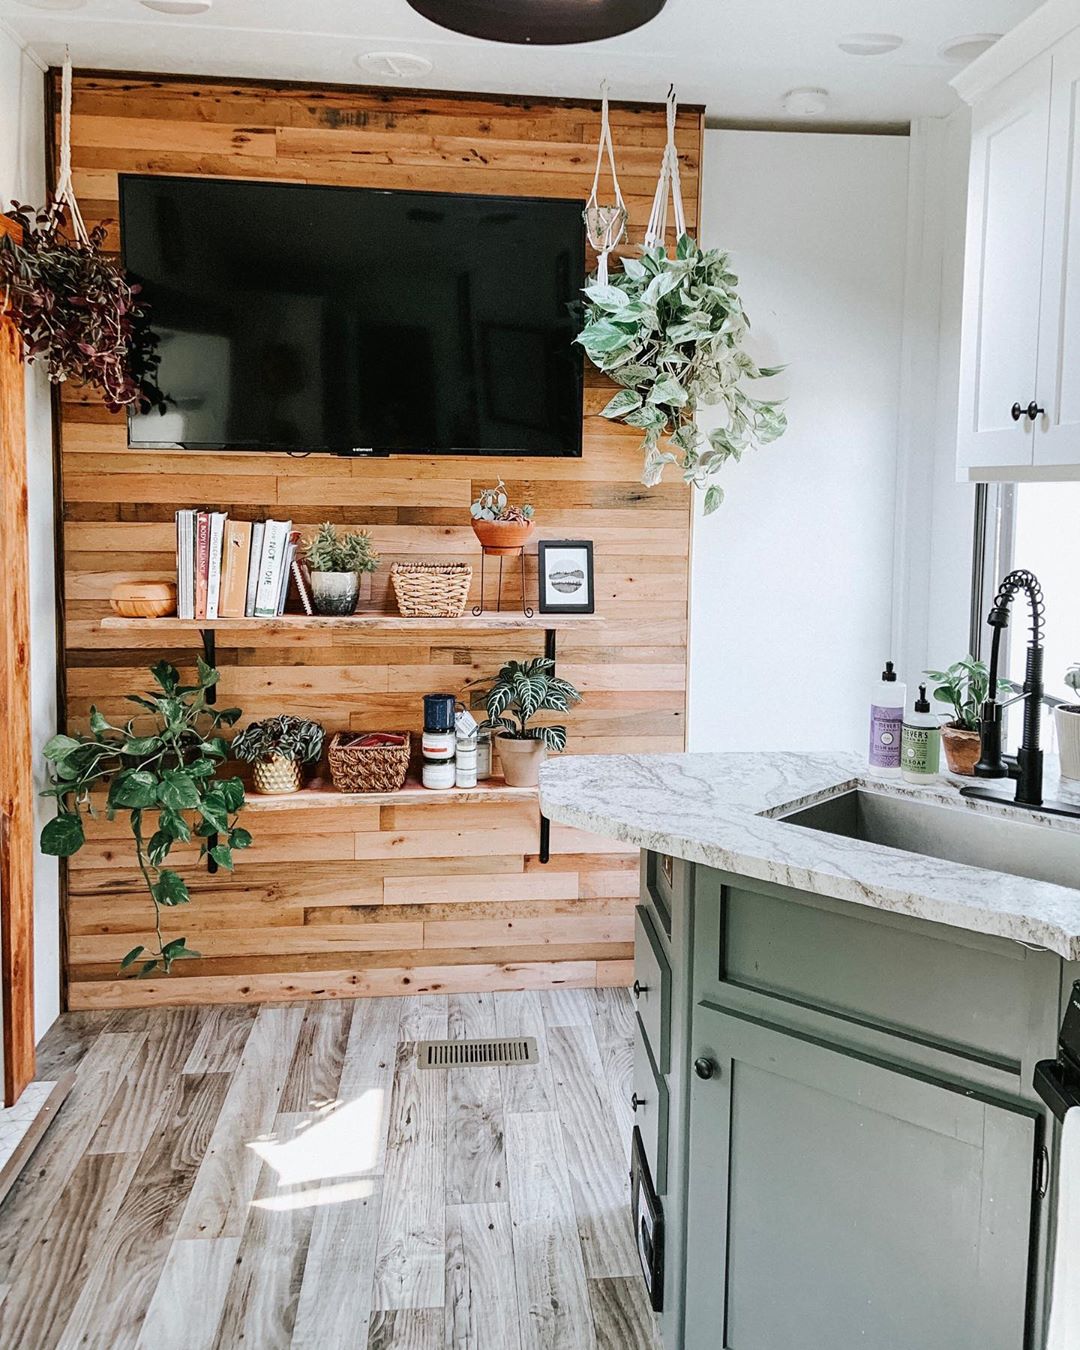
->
<box><xmin>0</xmin><ymin>200</ymin><xmax>164</xmax><ymax>414</ymax></box>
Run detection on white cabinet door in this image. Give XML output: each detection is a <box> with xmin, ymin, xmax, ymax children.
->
<box><xmin>1036</xmin><ymin>28</ymin><xmax>1080</xmax><ymax>466</ymax></box>
<box><xmin>958</xmin><ymin>53</ymin><xmax>1052</xmax><ymax>474</ymax></box>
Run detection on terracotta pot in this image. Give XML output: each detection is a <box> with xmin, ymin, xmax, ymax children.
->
<box><xmin>471</xmin><ymin>519</ymin><xmax>536</xmax><ymax>557</ymax></box>
<box><xmin>1055</xmin><ymin>704</ymin><xmax>1080</xmax><ymax>780</ymax></box>
<box><xmin>252</xmin><ymin>754</ymin><xmax>303</xmax><ymax>794</ymax></box>
<box><xmin>309</xmin><ymin>570</ymin><xmax>360</xmax><ymax>616</ymax></box>
<box><xmin>497</xmin><ymin>735</ymin><xmax>547</xmax><ymax>787</ymax></box>
<box><xmin>941</xmin><ymin>723</ymin><xmax>981</xmax><ymax>777</ymax></box>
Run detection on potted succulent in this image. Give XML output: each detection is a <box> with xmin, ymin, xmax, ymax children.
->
<box><xmin>232</xmin><ymin>714</ymin><xmax>325</xmax><ymax>794</ymax></box>
<box><xmin>924</xmin><ymin>657</ymin><xmax>1009</xmax><ymax>777</ymax></box>
<box><xmin>1055</xmin><ymin>664</ymin><xmax>1080</xmax><ymax>780</ymax></box>
<box><xmin>470</xmin><ymin>481</ymin><xmax>536</xmax><ymax>556</ymax></box>
<box><xmin>481</xmin><ymin>656</ymin><xmax>582</xmax><ymax>787</ymax></box>
<box><xmin>302</xmin><ymin>522</ymin><xmax>380</xmax><ymax>616</ymax></box>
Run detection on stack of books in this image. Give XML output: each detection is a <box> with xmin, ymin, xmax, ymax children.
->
<box><xmin>175</xmin><ymin>512</ymin><xmax>312</xmax><ymax>621</ymax></box>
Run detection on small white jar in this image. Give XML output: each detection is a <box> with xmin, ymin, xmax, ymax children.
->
<box><xmin>421</xmin><ymin>729</ymin><xmax>455</xmax><ymax>761</ymax></box>
<box><xmin>422</xmin><ymin>757</ymin><xmax>456</xmax><ymax>790</ymax></box>
<box><xmin>476</xmin><ymin>729</ymin><xmax>493</xmax><ymax>780</ymax></box>
<box><xmin>455</xmin><ymin>734</ymin><xmax>478</xmax><ymax>788</ymax></box>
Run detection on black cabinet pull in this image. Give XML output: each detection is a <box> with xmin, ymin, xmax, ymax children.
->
<box><xmin>631</xmin><ymin>1092</ymin><xmax>645</xmax><ymax>1111</ymax></box>
<box><xmin>633</xmin><ymin>980</ymin><xmax>648</xmax><ymax>998</ymax></box>
<box><xmin>694</xmin><ymin>1056</ymin><xmax>717</xmax><ymax>1081</ymax></box>
<box><xmin>1012</xmin><ymin>400</ymin><xmax>1045</xmax><ymax>422</ymax></box>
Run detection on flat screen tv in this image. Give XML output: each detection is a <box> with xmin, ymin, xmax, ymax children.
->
<box><xmin>119</xmin><ymin>174</ymin><xmax>585</xmax><ymax>456</ymax></box>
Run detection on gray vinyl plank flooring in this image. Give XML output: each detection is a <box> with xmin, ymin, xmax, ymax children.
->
<box><xmin>0</xmin><ymin>990</ymin><xmax>660</xmax><ymax>1350</ymax></box>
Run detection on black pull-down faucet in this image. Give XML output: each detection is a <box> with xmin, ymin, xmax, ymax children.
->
<box><xmin>960</xmin><ymin>568</ymin><xmax>1080</xmax><ymax>820</ymax></box>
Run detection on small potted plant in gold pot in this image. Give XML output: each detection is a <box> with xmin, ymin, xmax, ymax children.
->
<box><xmin>232</xmin><ymin>715</ymin><xmax>325</xmax><ymax>794</ymax></box>
<box><xmin>470</xmin><ymin>481</ymin><xmax>536</xmax><ymax>556</ymax></box>
<box><xmin>480</xmin><ymin>656</ymin><xmax>582</xmax><ymax>787</ymax></box>
<box><xmin>924</xmin><ymin>657</ymin><xmax>1009</xmax><ymax>777</ymax></box>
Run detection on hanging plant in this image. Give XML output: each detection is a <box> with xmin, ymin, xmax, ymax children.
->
<box><xmin>0</xmin><ymin>200</ymin><xmax>164</xmax><ymax>413</ymax></box>
<box><xmin>575</xmin><ymin>233</ymin><xmax>787</xmax><ymax>513</ymax></box>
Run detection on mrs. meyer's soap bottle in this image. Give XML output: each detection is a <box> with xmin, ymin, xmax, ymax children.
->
<box><xmin>869</xmin><ymin>661</ymin><xmax>906</xmax><ymax>775</ymax></box>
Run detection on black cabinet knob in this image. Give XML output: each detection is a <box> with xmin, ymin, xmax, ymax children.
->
<box><xmin>1012</xmin><ymin>401</ymin><xmax>1046</xmax><ymax>422</ymax></box>
<box><xmin>633</xmin><ymin>980</ymin><xmax>648</xmax><ymax>999</ymax></box>
<box><xmin>631</xmin><ymin>1092</ymin><xmax>645</xmax><ymax>1112</ymax></box>
<box><xmin>694</xmin><ymin>1056</ymin><xmax>717</xmax><ymax>1081</ymax></box>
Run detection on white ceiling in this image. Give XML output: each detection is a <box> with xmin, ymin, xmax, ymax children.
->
<box><xmin>0</xmin><ymin>0</ymin><xmax>1044</xmax><ymax>123</ymax></box>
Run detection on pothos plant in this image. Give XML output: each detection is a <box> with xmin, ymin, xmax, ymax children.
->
<box><xmin>481</xmin><ymin>657</ymin><xmax>582</xmax><ymax>752</ymax></box>
<box><xmin>0</xmin><ymin>201</ymin><xmax>164</xmax><ymax>414</ymax></box>
<box><xmin>575</xmin><ymin>234</ymin><xmax>787</xmax><ymax>513</ymax></box>
<box><xmin>39</xmin><ymin>659</ymin><xmax>250</xmax><ymax>977</ymax></box>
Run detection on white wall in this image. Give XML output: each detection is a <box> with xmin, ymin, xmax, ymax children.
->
<box><xmin>0</xmin><ymin>24</ymin><xmax>60</xmax><ymax>1046</ymax></box>
<box><xmin>689</xmin><ymin>129</ymin><xmax>909</xmax><ymax>754</ymax></box>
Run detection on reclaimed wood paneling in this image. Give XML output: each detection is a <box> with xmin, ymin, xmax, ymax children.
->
<box><xmin>55</xmin><ymin>71</ymin><xmax>700</xmax><ymax>1009</ymax></box>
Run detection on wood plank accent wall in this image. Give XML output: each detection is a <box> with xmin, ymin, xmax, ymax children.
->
<box><xmin>55</xmin><ymin>71</ymin><xmax>701</xmax><ymax>1010</ymax></box>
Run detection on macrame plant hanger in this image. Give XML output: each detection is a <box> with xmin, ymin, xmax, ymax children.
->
<box><xmin>52</xmin><ymin>50</ymin><xmax>91</xmax><ymax>247</ymax></box>
<box><xmin>583</xmin><ymin>81</ymin><xmax>628</xmax><ymax>285</ymax></box>
<box><xmin>643</xmin><ymin>85</ymin><xmax>686</xmax><ymax>250</ymax></box>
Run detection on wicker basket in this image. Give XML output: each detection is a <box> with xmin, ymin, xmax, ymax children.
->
<box><xmin>328</xmin><ymin>731</ymin><xmax>411</xmax><ymax>793</ymax></box>
<box><xmin>391</xmin><ymin>562</ymin><xmax>472</xmax><ymax>618</ymax></box>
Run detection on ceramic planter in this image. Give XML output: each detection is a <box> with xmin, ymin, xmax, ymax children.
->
<box><xmin>1055</xmin><ymin>704</ymin><xmax>1080</xmax><ymax>780</ymax></box>
<box><xmin>252</xmin><ymin>754</ymin><xmax>303</xmax><ymax>794</ymax></box>
<box><xmin>309</xmin><ymin>570</ymin><xmax>360</xmax><ymax>616</ymax></box>
<box><xmin>471</xmin><ymin>519</ymin><xmax>536</xmax><ymax>557</ymax></box>
<box><xmin>941</xmin><ymin>723</ymin><xmax>981</xmax><ymax>777</ymax></box>
<box><xmin>497</xmin><ymin>735</ymin><xmax>546</xmax><ymax>787</ymax></box>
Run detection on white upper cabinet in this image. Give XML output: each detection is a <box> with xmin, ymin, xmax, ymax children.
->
<box><xmin>955</xmin><ymin>4</ymin><xmax>1080</xmax><ymax>478</ymax></box>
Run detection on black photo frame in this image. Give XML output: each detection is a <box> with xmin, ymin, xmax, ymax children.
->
<box><xmin>538</xmin><ymin>539</ymin><xmax>594</xmax><ymax>615</ymax></box>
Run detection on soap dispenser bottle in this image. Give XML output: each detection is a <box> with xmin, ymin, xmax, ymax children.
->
<box><xmin>869</xmin><ymin>660</ymin><xmax>906</xmax><ymax>775</ymax></box>
<box><xmin>901</xmin><ymin>683</ymin><xmax>941</xmax><ymax>783</ymax></box>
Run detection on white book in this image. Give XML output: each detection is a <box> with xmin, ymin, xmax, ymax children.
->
<box><xmin>175</xmin><ymin>509</ymin><xmax>195</xmax><ymax>620</ymax></box>
<box><xmin>254</xmin><ymin>519</ymin><xmax>291</xmax><ymax>618</ymax></box>
<box><xmin>205</xmin><ymin>511</ymin><xmax>227</xmax><ymax>620</ymax></box>
<box><xmin>244</xmin><ymin>521</ymin><xmax>265</xmax><ymax>617</ymax></box>
<box><xmin>276</xmin><ymin>536</ymin><xmax>297</xmax><ymax>616</ymax></box>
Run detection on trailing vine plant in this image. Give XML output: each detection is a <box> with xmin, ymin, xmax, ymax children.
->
<box><xmin>575</xmin><ymin>234</ymin><xmax>787</xmax><ymax>513</ymax></box>
<box><xmin>39</xmin><ymin>659</ymin><xmax>249</xmax><ymax>976</ymax></box>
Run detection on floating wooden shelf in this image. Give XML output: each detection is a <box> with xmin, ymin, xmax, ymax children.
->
<box><xmin>243</xmin><ymin>776</ymin><xmax>537</xmax><ymax>810</ymax></box>
<box><xmin>100</xmin><ymin>613</ymin><xmax>603</xmax><ymax>634</ymax></box>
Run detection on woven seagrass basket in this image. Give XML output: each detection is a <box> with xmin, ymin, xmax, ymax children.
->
<box><xmin>327</xmin><ymin>732</ymin><xmax>411</xmax><ymax>793</ymax></box>
<box><xmin>390</xmin><ymin>562</ymin><xmax>472</xmax><ymax>618</ymax></box>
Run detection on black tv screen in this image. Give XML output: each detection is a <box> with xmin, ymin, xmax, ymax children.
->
<box><xmin>120</xmin><ymin>175</ymin><xmax>585</xmax><ymax>456</ymax></box>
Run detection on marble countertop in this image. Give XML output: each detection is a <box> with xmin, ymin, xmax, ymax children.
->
<box><xmin>538</xmin><ymin>751</ymin><xmax>1080</xmax><ymax>958</ymax></box>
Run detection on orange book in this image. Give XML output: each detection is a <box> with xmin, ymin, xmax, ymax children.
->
<box><xmin>219</xmin><ymin>520</ymin><xmax>252</xmax><ymax>618</ymax></box>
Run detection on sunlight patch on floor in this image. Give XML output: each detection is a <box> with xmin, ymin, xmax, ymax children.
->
<box><xmin>247</xmin><ymin>1088</ymin><xmax>386</xmax><ymax>1191</ymax></box>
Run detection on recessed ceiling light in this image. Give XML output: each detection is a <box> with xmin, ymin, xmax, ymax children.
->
<box><xmin>939</xmin><ymin>33</ymin><xmax>1002</xmax><ymax>65</ymax></box>
<box><xmin>404</xmin><ymin>0</ymin><xmax>667</xmax><ymax>45</ymax></box>
<box><xmin>356</xmin><ymin>51</ymin><xmax>434</xmax><ymax>80</ymax></box>
<box><xmin>837</xmin><ymin>33</ymin><xmax>903</xmax><ymax>57</ymax></box>
<box><xmin>781</xmin><ymin>87</ymin><xmax>831</xmax><ymax>118</ymax></box>
<box><xmin>139</xmin><ymin>0</ymin><xmax>212</xmax><ymax>13</ymax></box>
<box><xmin>14</xmin><ymin>0</ymin><xmax>87</xmax><ymax>10</ymax></box>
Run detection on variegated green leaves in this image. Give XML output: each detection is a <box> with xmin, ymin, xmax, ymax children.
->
<box><xmin>481</xmin><ymin>657</ymin><xmax>583</xmax><ymax>754</ymax></box>
<box><xmin>576</xmin><ymin>235</ymin><xmax>787</xmax><ymax>513</ymax></box>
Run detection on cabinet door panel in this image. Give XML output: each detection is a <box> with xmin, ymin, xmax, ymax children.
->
<box><xmin>632</xmin><ymin>1012</ymin><xmax>668</xmax><ymax>1193</ymax></box>
<box><xmin>1037</xmin><ymin>28</ymin><xmax>1080</xmax><ymax>466</ymax></box>
<box><xmin>685</xmin><ymin>1004</ymin><xmax>1037</xmax><ymax>1350</ymax></box>
<box><xmin>958</xmin><ymin>53</ymin><xmax>1052</xmax><ymax>472</ymax></box>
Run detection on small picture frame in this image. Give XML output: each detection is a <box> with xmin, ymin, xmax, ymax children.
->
<box><xmin>538</xmin><ymin>539</ymin><xmax>594</xmax><ymax>615</ymax></box>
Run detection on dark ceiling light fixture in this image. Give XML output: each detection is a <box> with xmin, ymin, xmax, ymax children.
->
<box><xmin>404</xmin><ymin>0</ymin><xmax>668</xmax><ymax>45</ymax></box>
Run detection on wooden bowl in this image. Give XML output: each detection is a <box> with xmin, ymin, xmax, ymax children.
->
<box><xmin>109</xmin><ymin>580</ymin><xmax>177</xmax><ymax>618</ymax></box>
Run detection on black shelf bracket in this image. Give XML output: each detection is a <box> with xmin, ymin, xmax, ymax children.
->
<box><xmin>199</xmin><ymin>628</ymin><xmax>218</xmax><ymax>705</ymax></box>
<box><xmin>538</xmin><ymin>626</ymin><xmax>556</xmax><ymax>865</ymax></box>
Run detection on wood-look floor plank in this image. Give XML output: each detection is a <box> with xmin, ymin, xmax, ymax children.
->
<box><xmin>371</xmin><ymin>1041</ymin><xmax>446</xmax><ymax>1312</ymax></box>
<box><xmin>279</xmin><ymin>999</ymin><xmax>352</xmax><ymax>1112</ymax></box>
<box><xmin>445</xmin><ymin>995</ymin><xmax>506</xmax><ymax>1207</ymax></box>
<box><xmin>588</xmin><ymin>989</ymin><xmax>635</xmax><ymax>1164</ymax></box>
<box><xmin>33</xmin><ymin>1010</ymin><xmax>113</xmax><ymax>1080</ymax></box>
<box><xmin>505</xmin><ymin>1110</ymin><xmax>596</xmax><ymax>1350</ymax></box>
<box><xmin>445</xmin><ymin>1201</ymin><xmax>522</xmax><ymax>1350</ymax></box>
<box><xmin>135</xmin><ymin>1237</ymin><xmax>241</xmax><ymax>1350</ymax></box>
<box><xmin>176</xmin><ymin>1003</ymin><xmax>305</xmax><ymax>1239</ymax></box>
<box><xmin>588</xmin><ymin>1276</ymin><xmax>662</xmax><ymax>1350</ymax></box>
<box><xmin>540</xmin><ymin>989</ymin><xmax>594</xmax><ymax>1029</ymax></box>
<box><xmin>55</xmin><ymin>1069</ymin><xmax>233</xmax><ymax>1350</ymax></box>
<box><xmin>182</xmin><ymin>1003</ymin><xmax>258</xmax><ymax>1074</ymax></box>
<box><xmin>494</xmin><ymin>991</ymin><xmax>557</xmax><ymax>1114</ymax></box>
<box><xmin>397</xmin><ymin>994</ymin><xmax>449</xmax><ymax>1043</ymax></box>
<box><xmin>548</xmin><ymin>1023</ymin><xmax>637</xmax><ymax>1280</ymax></box>
<box><xmin>0</xmin><ymin>1031</ymin><xmax>146</xmax><ymax>1286</ymax></box>
<box><xmin>367</xmin><ymin>1308</ymin><xmax>443</xmax><ymax>1350</ymax></box>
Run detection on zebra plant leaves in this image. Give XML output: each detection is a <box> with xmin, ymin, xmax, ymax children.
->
<box><xmin>481</xmin><ymin>657</ymin><xmax>582</xmax><ymax>753</ymax></box>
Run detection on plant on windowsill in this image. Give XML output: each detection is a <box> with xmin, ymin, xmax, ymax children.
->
<box><xmin>480</xmin><ymin>656</ymin><xmax>582</xmax><ymax>787</ymax></box>
<box><xmin>1055</xmin><ymin>664</ymin><xmax>1080</xmax><ymax>781</ymax></box>
<box><xmin>302</xmin><ymin>522</ymin><xmax>380</xmax><ymax>616</ymax></box>
<box><xmin>575</xmin><ymin>235</ymin><xmax>787</xmax><ymax>513</ymax></box>
<box><xmin>38</xmin><ymin>659</ymin><xmax>248</xmax><ymax>977</ymax></box>
<box><xmin>470</xmin><ymin>481</ymin><xmax>536</xmax><ymax>556</ymax></box>
<box><xmin>231</xmin><ymin>714</ymin><xmax>325</xmax><ymax>794</ymax></box>
<box><xmin>924</xmin><ymin>656</ymin><xmax>1010</xmax><ymax>777</ymax></box>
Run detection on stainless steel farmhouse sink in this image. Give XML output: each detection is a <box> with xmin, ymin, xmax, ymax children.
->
<box><xmin>777</xmin><ymin>789</ymin><xmax>1080</xmax><ymax>891</ymax></box>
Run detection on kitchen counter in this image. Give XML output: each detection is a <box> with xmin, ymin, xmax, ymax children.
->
<box><xmin>539</xmin><ymin>750</ymin><xmax>1080</xmax><ymax>957</ymax></box>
